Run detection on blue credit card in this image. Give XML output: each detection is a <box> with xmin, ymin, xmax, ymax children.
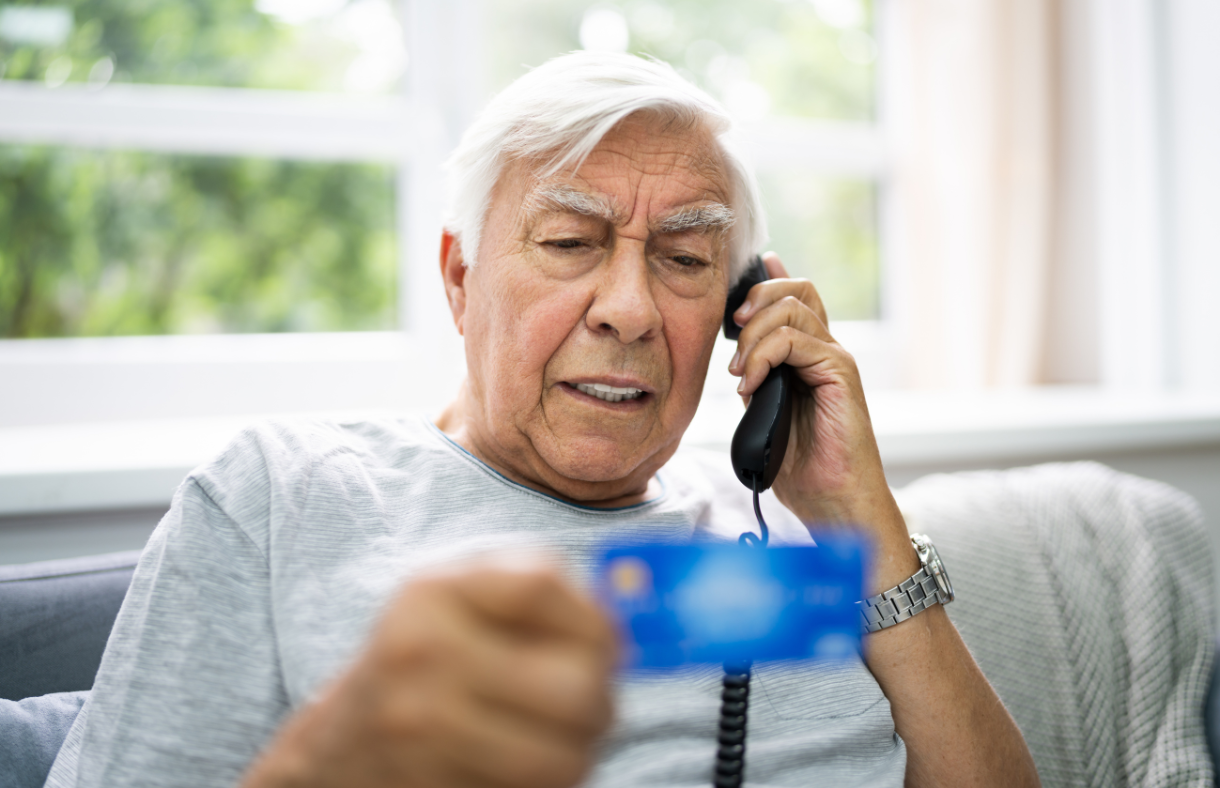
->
<box><xmin>597</xmin><ymin>538</ymin><xmax>867</xmax><ymax>668</ymax></box>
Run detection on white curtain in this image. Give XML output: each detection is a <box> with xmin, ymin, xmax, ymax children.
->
<box><xmin>887</xmin><ymin>0</ymin><xmax>1056</xmax><ymax>388</ymax></box>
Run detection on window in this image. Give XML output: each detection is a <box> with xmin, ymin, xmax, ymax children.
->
<box><xmin>479</xmin><ymin>0</ymin><xmax>884</xmax><ymax>321</ymax></box>
<box><xmin>0</xmin><ymin>0</ymin><xmax>889</xmax><ymax>428</ymax></box>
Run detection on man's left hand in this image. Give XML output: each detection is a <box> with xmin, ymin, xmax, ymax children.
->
<box><xmin>730</xmin><ymin>252</ymin><xmax>1041</xmax><ymax>788</ymax></box>
<box><xmin>728</xmin><ymin>252</ymin><xmax>915</xmax><ymax>591</ymax></box>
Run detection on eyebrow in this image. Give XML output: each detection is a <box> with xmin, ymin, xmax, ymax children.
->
<box><xmin>528</xmin><ymin>185</ymin><xmax>623</xmax><ymax>224</ymax></box>
<box><xmin>527</xmin><ymin>184</ymin><xmax>735</xmax><ymax>235</ymax></box>
<box><xmin>656</xmin><ymin>203</ymin><xmax>736</xmax><ymax>234</ymax></box>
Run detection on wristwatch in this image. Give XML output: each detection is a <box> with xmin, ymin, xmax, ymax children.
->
<box><xmin>857</xmin><ymin>533</ymin><xmax>954</xmax><ymax>634</ymax></box>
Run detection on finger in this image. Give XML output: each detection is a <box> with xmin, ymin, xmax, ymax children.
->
<box><xmin>733</xmin><ymin>276</ymin><xmax>829</xmax><ymax>332</ymax></box>
<box><xmin>761</xmin><ymin>250</ymin><xmax>790</xmax><ymax>279</ymax></box>
<box><xmin>433</xmin><ymin>563</ymin><xmax>617</xmax><ymax>651</ymax></box>
<box><xmin>388</xmin><ymin>596</ymin><xmax>614</xmax><ymax>735</ymax></box>
<box><xmin>436</xmin><ymin>693</ymin><xmax>599</xmax><ymax>788</ymax></box>
<box><xmin>368</xmin><ymin>598</ymin><xmax>612</xmax><ymax>766</ymax></box>
<box><xmin>738</xmin><ymin>326</ymin><xmax>860</xmax><ymax>400</ymax></box>
<box><xmin>467</xmin><ymin>638</ymin><xmax>615</xmax><ymax>736</ymax></box>
<box><xmin>462</xmin><ymin>567</ymin><xmax>618</xmax><ymax>649</ymax></box>
<box><xmin>377</xmin><ymin>572</ymin><xmax>615</xmax><ymax>728</ymax></box>
<box><xmin>729</xmin><ymin>295</ymin><xmax>832</xmax><ymax>377</ymax></box>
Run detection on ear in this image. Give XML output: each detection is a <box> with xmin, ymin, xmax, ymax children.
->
<box><xmin>439</xmin><ymin>230</ymin><xmax>469</xmax><ymax>335</ymax></box>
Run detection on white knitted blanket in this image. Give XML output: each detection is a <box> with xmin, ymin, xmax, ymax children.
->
<box><xmin>894</xmin><ymin>462</ymin><xmax>1215</xmax><ymax>788</ymax></box>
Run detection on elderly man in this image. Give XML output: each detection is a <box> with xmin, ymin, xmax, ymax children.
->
<box><xmin>46</xmin><ymin>53</ymin><xmax>1038</xmax><ymax>788</ymax></box>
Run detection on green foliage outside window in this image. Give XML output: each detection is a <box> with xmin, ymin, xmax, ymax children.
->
<box><xmin>0</xmin><ymin>0</ymin><xmax>400</xmax><ymax>339</ymax></box>
<box><xmin>760</xmin><ymin>174</ymin><xmax>880</xmax><ymax>321</ymax></box>
<box><xmin>483</xmin><ymin>0</ymin><xmax>875</xmax><ymax>121</ymax></box>
<box><xmin>0</xmin><ymin>147</ymin><xmax>397</xmax><ymax>338</ymax></box>
<box><xmin>0</xmin><ymin>0</ymin><xmax>395</xmax><ymax>91</ymax></box>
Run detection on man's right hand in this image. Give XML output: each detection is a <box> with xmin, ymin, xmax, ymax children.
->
<box><xmin>241</xmin><ymin>559</ymin><xmax>618</xmax><ymax>788</ymax></box>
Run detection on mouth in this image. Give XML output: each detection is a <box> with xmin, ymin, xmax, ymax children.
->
<box><xmin>561</xmin><ymin>380</ymin><xmax>653</xmax><ymax>409</ymax></box>
<box><xmin>572</xmin><ymin>382</ymin><xmax>647</xmax><ymax>403</ymax></box>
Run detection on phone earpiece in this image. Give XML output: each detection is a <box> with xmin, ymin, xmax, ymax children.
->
<box><xmin>723</xmin><ymin>255</ymin><xmax>795</xmax><ymax>494</ymax></box>
<box><xmin>722</xmin><ymin>256</ymin><xmax>769</xmax><ymax>341</ymax></box>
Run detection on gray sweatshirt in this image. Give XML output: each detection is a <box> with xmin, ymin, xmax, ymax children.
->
<box><xmin>46</xmin><ymin>416</ymin><xmax>904</xmax><ymax>787</ymax></box>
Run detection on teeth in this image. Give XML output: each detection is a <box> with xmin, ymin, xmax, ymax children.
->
<box><xmin>575</xmin><ymin>382</ymin><xmax>645</xmax><ymax>403</ymax></box>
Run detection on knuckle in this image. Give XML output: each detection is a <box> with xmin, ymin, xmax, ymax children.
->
<box><xmin>373</xmin><ymin>605</ymin><xmax>461</xmax><ymax>675</ymax></box>
<box><xmin>401</xmin><ymin>573</ymin><xmax>457</xmax><ymax>609</ymax></box>
<box><xmin>779</xmin><ymin>294</ymin><xmax>804</xmax><ymax>312</ymax></box>
<box><xmin>503</xmin><ymin>567</ymin><xmax>564</xmax><ymax>610</ymax></box>
<box><xmin>833</xmin><ymin>345</ymin><xmax>859</xmax><ymax>372</ymax></box>
<box><xmin>535</xmin><ymin>651</ymin><xmax>613</xmax><ymax>730</ymax></box>
<box><xmin>372</xmin><ymin>631</ymin><xmax>439</xmax><ymax>682</ymax></box>
<box><xmin>398</xmin><ymin>625</ymin><xmax>449</xmax><ymax>665</ymax></box>
<box><xmin>775</xmin><ymin>325</ymin><xmax>801</xmax><ymax>344</ymax></box>
<box><xmin>370</xmin><ymin>674</ymin><xmax>453</xmax><ymax>742</ymax></box>
<box><xmin>373</xmin><ymin>691</ymin><xmax>432</xmax><ymax>739</ymax></box>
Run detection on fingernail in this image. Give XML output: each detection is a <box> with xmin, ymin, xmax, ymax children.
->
<box><xmin>729</xmin><ymin>350</ymin><xmax>740</xmax><ymax>371</ymax></box>
<box><xmin>737</xmin><ymin>299</ymin><xmax>752</xmax><ymax>317</ymax></box>
<box><xmin>737</xmin><ymin>379</ymin><xmax>745</xmax><ymax>394</ymax></box>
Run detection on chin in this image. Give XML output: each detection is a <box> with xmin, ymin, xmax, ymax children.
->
<box><xmin>541</xmin><ymin>435</ymin><xmax>661</xmax><ymax>486</ymax></box>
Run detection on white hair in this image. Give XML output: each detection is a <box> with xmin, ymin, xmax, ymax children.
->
<box><xmin>443</xmin><ymin>51</ymin><xmax>767</xmax><ymax>283</ymax></box>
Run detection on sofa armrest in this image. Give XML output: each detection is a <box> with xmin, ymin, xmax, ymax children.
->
<box><xmin>895</xmin><ymin>462</ymin><xmax>1216</xmax><ymax>788</ymax></box>
<box><xmin>0</xmin><ymin>691</ymin><xmax>88</xmax><ymax>788</ymax></box>
<box><xmin>0</xmin><ymin>550</ymin><xmax>141</xmax><ymax>701</ymax></box>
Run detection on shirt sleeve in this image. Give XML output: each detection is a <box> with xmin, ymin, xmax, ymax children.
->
<box><xmin>45</xmin><ymin>475</ymin><xmax>289</xmax><ymax>788</ymax></box>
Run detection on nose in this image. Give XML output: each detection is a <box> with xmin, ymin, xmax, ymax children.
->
<box><xmin>585</xmin><ymin>242</ymin><xmax>663</xmax><ymax>344</ymax></box>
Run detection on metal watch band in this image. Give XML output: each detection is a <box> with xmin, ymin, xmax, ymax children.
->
<box><xmin>857</xmin><ymin>566</ymin><xmax>944</xmax><ymax>634</ymax></box>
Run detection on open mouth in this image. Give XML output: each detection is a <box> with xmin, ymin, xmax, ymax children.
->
<box><xmin>571</xmin><ymin>382</ymin><xmax>647</xmax><ymax>403</ymax></box>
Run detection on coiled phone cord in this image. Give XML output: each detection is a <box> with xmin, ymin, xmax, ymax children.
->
<box><xmin>713</xmin><ymin>476</ymin><xmax>770</xmax><ymax>787</ymax></box>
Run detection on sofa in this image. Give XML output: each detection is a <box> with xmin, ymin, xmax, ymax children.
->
<box><xmin>1</xmin><ymin>550</ymin><xmax>136</xmax><ymax>788</ymax></box>
<box><xmin>2</xmin><ymin>462</ymin><xmax>1217</xmax><ymax>787</ymax></box>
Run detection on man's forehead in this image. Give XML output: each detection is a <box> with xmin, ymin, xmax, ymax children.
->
<box><xmin>506</xmin><ymin>117</ymin><xmax>730</xmax><ymax>218</ymax></box>
<box><xmin>582</xmin><ymin>113</ymin><xmax>726</xmax><ymax>171</ymax></box>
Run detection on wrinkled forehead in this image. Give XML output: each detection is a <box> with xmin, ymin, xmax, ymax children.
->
<box><xmin>577</xmin><ymin>113</ymin><xmax>728</xmax><ymax>186</ymax></box>
<box><xmin>500</xmin><ymin>114</ymin><xmax>733</xmax><ymax>220</ymax></box>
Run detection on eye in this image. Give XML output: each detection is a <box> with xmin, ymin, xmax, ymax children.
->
<box><xmin>670</xmin><ymin>254</ymin><xmax>706</xmax><ymax>268</ymax></box>
<box><xmin>545</xmin><ymin>238</ymin><xmax>589</xmax><ymax>251</ymax></box>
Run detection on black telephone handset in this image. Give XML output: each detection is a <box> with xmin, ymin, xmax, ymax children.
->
<box><xmin>722</xmin><ymin>255</ymin><xmax>795</xmax><ymax>496</ymax></box>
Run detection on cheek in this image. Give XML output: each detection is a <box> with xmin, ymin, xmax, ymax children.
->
<box><xmin>468</xmin><ymin>272</ymin><xmax>590</xmax><ymax>387</ymax></box>
<box><xmin>665</xmin><ymin>307</ymin><xmax>722</xmax><ymax>399</ymax></box>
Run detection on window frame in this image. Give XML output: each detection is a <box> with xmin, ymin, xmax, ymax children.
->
<box><xmin>0</xmin><ymin>0</ymin><xmax>894</xmax><ymax>429</ymax></box>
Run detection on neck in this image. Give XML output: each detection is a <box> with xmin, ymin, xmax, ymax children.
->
<box><xmin>434</xmin><ymin>386</ymin><xmax>662</xmax><ymax>509</ymax></box>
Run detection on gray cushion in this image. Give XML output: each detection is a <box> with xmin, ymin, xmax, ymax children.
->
<box><xmin>896</xmin><ymin>463</ymin><xmax>1216</xmax><ymax>787</ymax></box>
<box><xmin>0</xmin><ymin>691</ymin><xmax>88</xmax><ymax>788</ymax></box>
<box><xmin>1209</xmin><ymin>638</ymin><xmax>1220</xmax><ymax>775</ymax></box>
<box><xmin>0</xmin><ymin>551</ymin><xmax>140</xmax><ymax>701</ymax></box>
